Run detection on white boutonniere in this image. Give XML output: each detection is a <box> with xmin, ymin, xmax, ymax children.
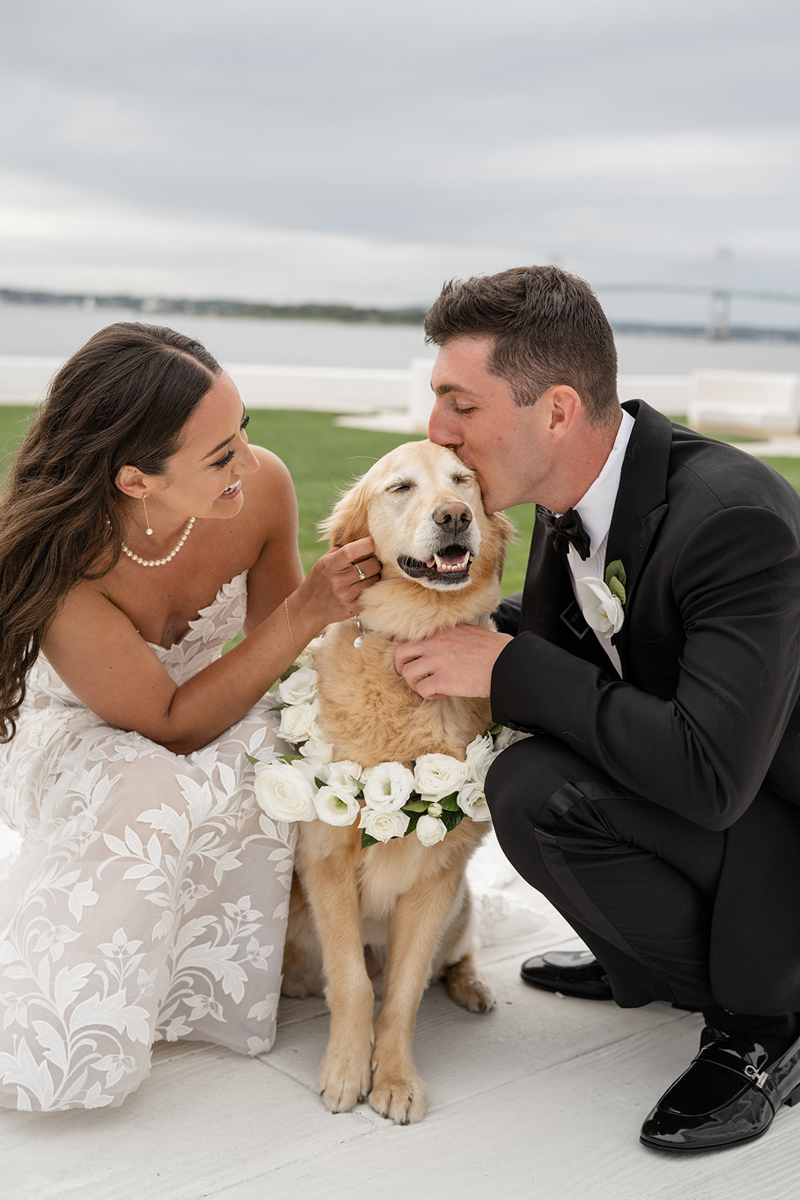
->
<box><xmin>576</xmin><ymin>559</ymin><xmax>627</xmax><ymax>638</ymax></box>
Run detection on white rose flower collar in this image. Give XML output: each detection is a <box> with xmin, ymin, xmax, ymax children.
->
<box><xmin>249</xmin><ymin>635</ymin><xmax>532</xmax><ymax>849</ymax></box>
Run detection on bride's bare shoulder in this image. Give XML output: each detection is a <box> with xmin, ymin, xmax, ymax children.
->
<box><xmin>240</xmin><ymin>445</ymin><xmax>299</xmax><ymax>529</ymax></box>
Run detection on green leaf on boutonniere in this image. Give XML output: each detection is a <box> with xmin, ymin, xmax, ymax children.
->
<box><xmin>361</xmin><ymin>831</ymin><xmax>379</xmax><ymax>849</ymax></box>
<box><xmin>440</xmin><ymin>810</ymin><xmax>465</xmax><ymax>832</ymax></box>
<box><xmin>438</xmin><ymin>793</ymin><xmax>461</xmax><ymax>811</ymax></box>
<box><xmin>605</xmin><ymin>560</ymin><xmax>627</xmax><ymax>605</ymax></box>
<box><xmin>402</xmin><ymin>800</ymin><xmax>429</xmax><ymax>813</ymax></box>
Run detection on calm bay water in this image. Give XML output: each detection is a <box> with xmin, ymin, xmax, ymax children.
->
<box><xmin>2</xmin><ymin>301</ymin><xmax>800</xmax><ymax>376</ymax></box>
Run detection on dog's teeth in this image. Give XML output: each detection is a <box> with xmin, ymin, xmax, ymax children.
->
<box><xmin>433</xmin><ymin>554</ymin><xmax>443</xmax><ymax>570</ymax></box>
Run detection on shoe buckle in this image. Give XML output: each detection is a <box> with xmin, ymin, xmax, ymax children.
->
<box><xmin>744</xmin><ymin>1064</ymin><xmax>768</xmax><ymax>1089</ymax></box>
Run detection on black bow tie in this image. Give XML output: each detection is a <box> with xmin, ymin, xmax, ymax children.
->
<box><xmin>536</xmin><ymin>506</ymin><xmax>591</xmax><ymax>560</ymax></box>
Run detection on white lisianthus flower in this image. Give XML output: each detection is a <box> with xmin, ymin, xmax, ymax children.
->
<box><xmin>300</xmin><ymin>736</ymin><xmax>334</xmax><ymax>763</ymax></box>
<box><xmin>277</xmin><ymin>666</ymin><xmax>319</xmax><ymax>706</ymax></box>
<box><xmin>359</xmin><ymin>806</ymin><xmax>410</xmax><ymax>842</ymax></box>
<box><xmin>465</xmin><ymin>734</ymin><xmax>498</xmax><ymax>786</ymax></box>
<box><xmin>413</xmin><ymin>753</ymin><xmax>469</xmax><ymax>798</ymax></box>
<box><xmin>493</xmin><ymin>726</ymin><xmax>534</xmax><ymax>752</ymax></box>
<box><xmin>291</xmin><ymin>757</ymin><xmax>328</xmax><ymax>787</ymax></box>
<box><xmin>576</xmin><ymin>577</ymin><xmax>625</xmax><ymax>637</ymax></box>
<box><xmin>362</xmin><ymin>762</ymin><xmax>415</xmax><ymax>812</ymax></box>
<box><xmin>415</xmin><ymin>814</ymin><xmax>447</xmax><ymax>846</ymax></box>
<box><xmin>457</xmin><ymin>782</ymin><xmax>491</xmax><ymax>822</ymax></box>
<box><xmin>314</xmin><ymin>786</ymin><xmax>361</xmax><ymax>827</ymax></box>
<box><xmin>278</xmin><ymin>701</ymin><xmax>317</xmax><ymax>744</ymax></box>
<box><xmin>253</xmin><ymin>761</ymin><xmax>317</xmax><ymax>822</ymax></box>
<box><xmin>326</xmin><ymin>761</ymin><xmax>363</xmax><ymax>795</ymax></box>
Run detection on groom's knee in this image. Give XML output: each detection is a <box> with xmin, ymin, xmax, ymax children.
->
<box><xmin>485</xmin><ymin>734</ymin><xmax>601</xmax><ymax>882</ymax></box>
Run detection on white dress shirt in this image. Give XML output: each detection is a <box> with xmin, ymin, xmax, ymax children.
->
<box><xmin>563</xmin><ymin>410</ymin><xmax>635</xmax><ymax>674</ymax></box>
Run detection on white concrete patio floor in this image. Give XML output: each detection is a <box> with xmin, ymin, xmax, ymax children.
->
<box><xmin>3</xmin><ymin>835</ymin><xmax>798</xmax><ymax>1200</ymax></box>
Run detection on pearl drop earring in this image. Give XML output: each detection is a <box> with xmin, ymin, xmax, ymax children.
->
<box><xmin>142</xmin><ymin>495</ymin><xmax>153</xmax><ymax>536</ymax></box>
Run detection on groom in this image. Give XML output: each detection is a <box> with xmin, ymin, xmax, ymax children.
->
<box><xmin>394</xmin><ymin>264</ymin><xmax>800</xmax><ymax>1152</ymax></box>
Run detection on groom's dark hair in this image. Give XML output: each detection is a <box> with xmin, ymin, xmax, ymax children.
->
<box><xmin>424</xmin><ymin>265</ymin><xmax>619</xmax><ymax>427</ymax></box>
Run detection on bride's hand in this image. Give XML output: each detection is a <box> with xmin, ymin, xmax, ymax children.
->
<box><xmin>294</xmin><ymin>536</ymin><xmax>381</xmax><ymax>630</ymax></box>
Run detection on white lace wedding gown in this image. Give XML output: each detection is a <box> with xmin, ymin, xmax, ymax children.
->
<box><xmin>0</xmin><ymin>571</ymin><xmax>294</xmax><ymax>1111</ymax></box>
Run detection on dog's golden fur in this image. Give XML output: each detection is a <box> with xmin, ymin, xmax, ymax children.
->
<box><xmin>282</xmin><ymin>440</ymin><xmax>513</xmax><ymax>1124</ymax></box>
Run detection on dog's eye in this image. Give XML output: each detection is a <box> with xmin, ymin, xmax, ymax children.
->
<box><xmin>452</xmin><ymin>474</ymin><xmax>471</xmax><ymax>485</ymax></box>
<box><xmin>388</xmin><ymin>481</ymin><xmax>414</xmax><ymax>493</ymax></box>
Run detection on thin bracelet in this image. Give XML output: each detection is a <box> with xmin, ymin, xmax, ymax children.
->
<box><xmin>284</xmin><ymin>596</ymin><xmax>299</xmax><ymax>656</ymax></box>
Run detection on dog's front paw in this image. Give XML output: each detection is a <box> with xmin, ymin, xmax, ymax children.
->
<box><xmin>369</xmin><ymin>1070</ymin><xmax>428</xmax><ymax>1125</ymax></box>
<box><xmin>446</xmin><ymin>960</ymin><xmax>495</xmax><ymax>1012</ymax></box>
<box><xmin>319</xmin><ymin>1051</ymin><xmax>373</xmax><ymax>1114</ymax></box>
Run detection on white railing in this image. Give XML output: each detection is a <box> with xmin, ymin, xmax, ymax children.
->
<box><xmin>1</xmin><ymin>357</ymin><xmax>797</xmax><ymax>436</ymax></box>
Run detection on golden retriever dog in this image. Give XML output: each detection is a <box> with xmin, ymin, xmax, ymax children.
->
<box><xmin>282</xmin><ymin>440</ymin><xmax>513</xmax><ymax>1124</ymax></box>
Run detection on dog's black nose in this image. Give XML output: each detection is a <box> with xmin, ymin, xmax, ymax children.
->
<box><xmin>432</xmin><ymin>503</ymin><xmax>472</xmax><ymax>536</ymax></box>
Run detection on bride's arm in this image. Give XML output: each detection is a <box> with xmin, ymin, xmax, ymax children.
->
<box><xmin>41</xmin><ymin>459</ymin><xmax>375</xmax><ymax>755</ymax></box>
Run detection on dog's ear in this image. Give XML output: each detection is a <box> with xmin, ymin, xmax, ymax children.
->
<box><xmin>487</xmin><ymin>509</ymin><xmax>516</xmax><ymax>575</ymax></box>
<box><xmin>318</xmin><ymin>479</ymin><xmax>371</xmax><ymax>548</ymax></box>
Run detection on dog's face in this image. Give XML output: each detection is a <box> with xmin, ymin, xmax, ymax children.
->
<box><xmin>322</xmin><ymin>441</ymin><xmax>510</xmax><ymax>592</ymax></box>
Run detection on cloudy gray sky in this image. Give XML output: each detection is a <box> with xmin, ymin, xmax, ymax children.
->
<box><xmin>1</xmin><ymin>0</ymin><xmax>799</xmax><ymax>324</ymax></box>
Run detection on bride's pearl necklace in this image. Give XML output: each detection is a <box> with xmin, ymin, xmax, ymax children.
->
<box><xmin>121</xmin><ymin>517</ymin><xmax>196</xmax><ymax>567</ymax></box>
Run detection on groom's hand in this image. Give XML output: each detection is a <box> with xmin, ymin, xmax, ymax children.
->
<box><xmin>394</xmin><ymin>625</ymin><xmax>513</xmax><ymax>699</ymax></box>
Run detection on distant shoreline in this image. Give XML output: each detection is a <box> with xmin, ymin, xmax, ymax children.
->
<box><xmin>1</xmin><ymin>287</ymin><xmax>798</xmax><ymax>344</ymax></box>
<box><xmin>0</xmin><ymin>288</ymin><xmax>428</xmax><ymax>327</ymax></box>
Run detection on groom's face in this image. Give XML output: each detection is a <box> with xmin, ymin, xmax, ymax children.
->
<box><xmin>428</xmin><ymin>334</ymin><xmax>552</xmax><ymax>514</ymax></box>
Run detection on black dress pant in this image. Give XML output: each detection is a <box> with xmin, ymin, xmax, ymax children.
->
<box><xmin>485</xmin><ymin>735</ymin><xmax>800</xmax><ymax>1016</ymax></box>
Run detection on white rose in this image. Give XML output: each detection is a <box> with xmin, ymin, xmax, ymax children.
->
<box><xmin>314</xmin><ymin>786</ymin><xmax>360</xmax><ymax>826</ymax></box>
<box><xmin>253</xmin><ymin>761</ymin><xmax>317</xmax><ymax>822</ymax></box>
<box><xmin>277</xmin><ymin>666</ymin><xmax>319</xmax><ymax>706</ymax></box>
<box><xmin>576</xmin><ymin>577</ymin><xmax>625</xmax><ymax>636</ymax></box>
<box><xmin>359</xmin><ymin>806</ymin><xmax>410</xmax><ymax>842</ymax></box>
<box><xmin>326</xmin><ymin>761</ymin><xmax>363</xmax><ymax>795</ymax></box>
<box><xmin>493</xmin><ymin>726</ymin><xmax>534</xmax><ymax>752</ymax></box>
<box><xmin>413</xmin><ymin>753</ymin><xmax>469</xmax><ymax>798</ymax></box>
<box><xmin>464</xmin><ymin>734</ymin><xmax>498</xmax><ymax>786</ymax></box>
<box><xmin>291</xmin><ymin>757</ymin><xmax>328</xmax><ymax>786</ymax></box>
<box><xmin>415</xmin><ymin>814</ymin><xmax>447</xmax><ymax>846</ymax></box>
<box><xmin>457</xmin><ymin>781</ymin><xmax>491</xmax><ymax>822</ymax></box>
<box><xmin>362</xmin><ymin>762</ymin><xmax>415</xmax><ymax>812</ymax></box>
<box><xmin>294</xmin><ymin>635</ymin><xmax>325</xmax><ymax>669</ymax></box>
<box><xmin>278</xmin><ymin>701</ymin><xmax>317</xmax><ymax>744</ymax></box>
<box><xmin>300</xmin><ymin>735</ymin><xmax>334</xmax><ymax>764</ymax></box>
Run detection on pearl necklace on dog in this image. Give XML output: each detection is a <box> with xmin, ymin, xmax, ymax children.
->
<box><xmin>121</xmin><ymin>517</ymin><xmax>196</xmax><ymax>567</ymax></box>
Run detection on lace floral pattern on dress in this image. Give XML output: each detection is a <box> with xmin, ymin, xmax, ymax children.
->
<box><xmin>0</xmin><ymin>571</ymin><xmax>294</xmax><ymax>1111</ymax></box>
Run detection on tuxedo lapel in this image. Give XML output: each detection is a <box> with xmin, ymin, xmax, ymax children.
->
<box><xmin>519</xmin><ymin>518</ymin><xmax>612</xmax><ymax>671</ymax></box>
<box><xmin>606</xmin><ymin>401</ymin><xmax>673</xmax><ymax>664</ymax></box>
<box><xmin>516</xmin><ymin>400</ymin><xmax>674</xmax><ymax>673</ymax></box>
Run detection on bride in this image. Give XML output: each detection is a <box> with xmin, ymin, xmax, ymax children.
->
<box><xmin>0</xmin><ymin>322</ymin><xmax>379</xmax><ymax>1111</ymax></box>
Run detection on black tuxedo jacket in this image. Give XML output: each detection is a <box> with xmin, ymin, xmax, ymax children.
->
<box><xmin>491</xmin><ymin>400</ymin><xmax>800</xmax><ymax>832</ymax></box>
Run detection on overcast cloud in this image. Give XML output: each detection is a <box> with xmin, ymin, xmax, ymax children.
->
<box><xmin>1</xmin><ymin>0</ymin><xmax>798</xmax><ymax>321</ymax></box>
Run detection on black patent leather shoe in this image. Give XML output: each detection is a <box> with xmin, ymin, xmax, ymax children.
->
<box><xmin>640</xmin><ymin>1028</ymin><xmax>800</xmax><ymax>1152</ymax></box>
<box><xmin>520</xmin><ymin>950</ymin><xmax>613</xmax><ymax>1000</ymax></box>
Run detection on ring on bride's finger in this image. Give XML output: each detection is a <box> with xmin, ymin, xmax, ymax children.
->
<box><xmin>353</xmin><ymin>562</ymin><xmax>366</xmax><ymax>582</ymax></box>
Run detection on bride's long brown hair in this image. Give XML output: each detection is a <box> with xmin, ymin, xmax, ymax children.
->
<box><xmin>0</xmin><ymin>321</ymin><xmax>222</xmax><ymax>741</ymax></box>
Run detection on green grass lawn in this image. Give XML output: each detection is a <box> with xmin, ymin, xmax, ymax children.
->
<box><xmin>4</xmin><ymin>403</ymin><xmax>797</xmax><ymax>599</ymax></box>
<box><xmin>0</xmin><ymin>406</ymin><xmax>537</xmax><ymax>596</ymax></box>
